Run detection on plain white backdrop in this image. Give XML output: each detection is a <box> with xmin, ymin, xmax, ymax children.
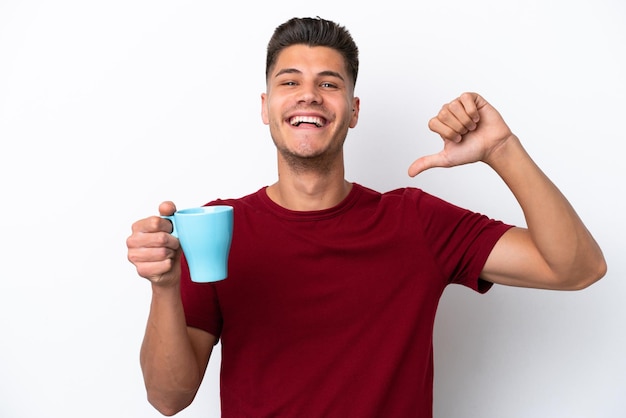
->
<box><xmin>1</xmin><ymin>1</ymin><xmax>624</xmax><ymax>417</ymax></box>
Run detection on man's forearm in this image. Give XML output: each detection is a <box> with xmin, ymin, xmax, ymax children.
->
<box><xmin>140</xmin><ymin>284</ymin><xmax>203</xmax><ymax>415</ymax></box>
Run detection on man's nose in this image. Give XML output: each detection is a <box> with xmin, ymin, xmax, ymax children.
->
<box><xmin>297</xmin><ymin>83</ymin><xmax>322</xmax><ymax>105</ymax></box>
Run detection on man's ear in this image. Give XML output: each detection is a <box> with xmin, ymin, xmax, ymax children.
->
<box><xmin>350</xmin><ymin>96</ymin><xmax>360</xmax><ymax>128</ymax></box>
<box><xmin>261</xmin><ymin>92</ymin><xmax>269</xmax><ymax>125</ymax></box>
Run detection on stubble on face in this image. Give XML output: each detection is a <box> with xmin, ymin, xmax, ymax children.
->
<box><xmin>270</xmin><ymin>105</ymin><xmax>348</xmax><ymax>175</ymax></box>
<box><xmin>263</xmin><ymin>45</ymin><xmax>358</xmax><ymax>177</ymax></box>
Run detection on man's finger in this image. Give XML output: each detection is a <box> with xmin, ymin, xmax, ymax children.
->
<box><xmin>458</xmin><ymin>92</ymin><xmax>480</xmax><ymax>123</ymax></box>
<box><xmin>448</xmin><ymin>98</ymin><xmax>477</xmax><ymax>132</ymax></box>
<box><xmin>408</xmin><ymin>152</ymin><xmax>447</xmax><ymax>177</ymax></box>
<box><xmin>159</xmin><ymin>201</ymin><xmax>177</xmax><ymax>216</ymax></box>
<box><xmin>428</xmin><ymin>117</ymin><xmax>462</xmax><ymax>143</ymax></box>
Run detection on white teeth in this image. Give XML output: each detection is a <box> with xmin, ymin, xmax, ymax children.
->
<box><xmin>290</xmin><ymin>116</ymin><xmax>324</xmax><ymax>127</ymax></box>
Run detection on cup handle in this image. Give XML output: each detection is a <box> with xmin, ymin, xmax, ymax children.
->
<box><xmin>161</xmin><ymin>215</ymin><xmax>178</xmax><ymax>238</ymax></box>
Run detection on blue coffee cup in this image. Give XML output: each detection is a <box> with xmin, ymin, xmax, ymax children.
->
<box><xmin>163</xmin><ymin>205</ymin><xmax>234</xmax><ymax>283</ymax></box>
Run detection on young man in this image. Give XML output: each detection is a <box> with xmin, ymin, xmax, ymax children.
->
<box><xmin>127</xmin><ymin>17</ymin><xmax>606</xmax><ymax>417</ymax></box>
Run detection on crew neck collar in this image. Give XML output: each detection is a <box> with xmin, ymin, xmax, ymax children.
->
<box><xmin>258</xmin><ymin>183</ymin><xmax>363</xmax><ymax>221</ymax></box>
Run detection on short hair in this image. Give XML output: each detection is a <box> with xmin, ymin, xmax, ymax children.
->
<box><xmin>265</xmin><ymin>17</ymin><xmax>359</xmax><ymax>87</ymax></box>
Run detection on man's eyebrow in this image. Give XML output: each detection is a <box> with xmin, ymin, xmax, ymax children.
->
<box><xmin>318</xmin><ymin>70</ymin><xmax>345</xmax><ymax>81</ymax></box>
<box><xmin>274</xmin><ymin>68</ymin><xmax>345</xmax><ymax>81</ymax></box>
<box><xmin>274</xmin><ymin>68</ymin><xmax>302</xmax><ymax>78</ymax></box>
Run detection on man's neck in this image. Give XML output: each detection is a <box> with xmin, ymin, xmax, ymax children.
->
<box><xmin>266</xmin><ymin>167</ymin><xmax>352</xmax><ymax>212</ymax></box>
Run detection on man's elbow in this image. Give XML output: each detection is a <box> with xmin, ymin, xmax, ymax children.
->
<box><xmin>147</xmin><ymin>392</ymin><xmax>195</xmax><ymax>417</ymax></box>
<box><xmin>562</xmin><ymin>255</ymin><xmax>608</xmax><ymax>291</ymax></box>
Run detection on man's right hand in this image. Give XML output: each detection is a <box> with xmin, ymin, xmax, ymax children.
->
<box><xmin>127</xmin><ymin>201</ymin><xmax>181</xmax><ymax>287</ymax></box>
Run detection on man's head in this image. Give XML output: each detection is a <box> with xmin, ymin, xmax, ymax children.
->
<box><xmin>266</xmin><ymin>17</ymin><xmax>359</xmax><ymax>89</ymax></box>
<box><xmin>261</xmin><ymin>17</ymin><xmax>361</xmax><ymax>175</ymax></box>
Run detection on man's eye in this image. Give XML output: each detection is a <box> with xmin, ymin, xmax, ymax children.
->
<box><xmin>321</xmin><ymin>82</ymin><xmax>337</xmax><ymax>88</ymax></box>
<box><xmin>282</xmin><ymin>81</ymin><xmax>297</xmax><ymax>86</ymax></box>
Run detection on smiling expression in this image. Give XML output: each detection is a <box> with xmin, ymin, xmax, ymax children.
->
<box><xmin>261</xmin><ymin>45</ymin><xmax>360</xmax><ymax>171</ymax></box>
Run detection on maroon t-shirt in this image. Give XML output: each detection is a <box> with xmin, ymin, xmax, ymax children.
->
<box><xmin>180</xmin><ymin>184</ymin><xmax>513</xmax><ymax>417</ymax></box>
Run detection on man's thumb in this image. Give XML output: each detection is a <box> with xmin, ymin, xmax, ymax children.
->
<box><xmin>158</xmin><ymin>201</ymin><xmax>177</xmax><ymax>216</ymax></box>
<box><xmin>407</xmin><ymin>153</ymin><xmax>444</xmax><ymax>177</ymax></box>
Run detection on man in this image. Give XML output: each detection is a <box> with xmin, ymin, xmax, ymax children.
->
<box><xmin>127</xmin><ymin>17</ymin><xmax>606</xmax><ymax>417</ymax></box>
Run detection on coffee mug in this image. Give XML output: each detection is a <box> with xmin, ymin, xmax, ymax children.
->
<box><xmin>163</xmin><ymin>205</ymin><xmax>234</xmax><ymax>283</ymax></box>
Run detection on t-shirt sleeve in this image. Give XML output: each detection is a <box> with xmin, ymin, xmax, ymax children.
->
<box><xmin>179</xmin><ymin>252</ymin><xmax>224</xmax><ymax>339</ymax></box>
<box><xmin>415</xmin><ymin>190</ymin><xmax>514</xmax><ymax>293</ymax></box>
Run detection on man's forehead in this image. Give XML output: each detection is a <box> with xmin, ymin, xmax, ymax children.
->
<box><xmin>272</xmin><ymin>45</ymin><xmax>348</xmax><ymax>77</ymax></box>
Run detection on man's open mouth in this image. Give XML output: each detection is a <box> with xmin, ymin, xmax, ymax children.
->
<box><xmin>289</xmin><ymin>116</ymin><xmax>326</xmax><ymax>128</ymax></box>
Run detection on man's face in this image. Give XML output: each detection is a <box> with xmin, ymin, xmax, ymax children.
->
<box><xmin>262</xmin><ymin>45</ymin><xmax>360</xmax><ymax>167</ymax></box>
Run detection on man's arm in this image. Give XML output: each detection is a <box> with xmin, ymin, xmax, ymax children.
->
<box><xmin>140</xmin><ymin>284</ymin><xmax>216</xmax><ymax>415</ymax></box>
<box><xmin>128</xmin><ymin>202</ymin><xmax>216</xmax><ymax>415</ymax></box>
<box><xmin>409</xmin><ymin>92</ymin><xmax>607</xmax><ymax>290</ymax></box>
<box><xmin>480</xmin><ymin>135</ymin><xmax>606</xmax><ymax>289</ymax></box>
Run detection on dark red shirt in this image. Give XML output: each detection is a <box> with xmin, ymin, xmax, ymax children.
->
<box><xmin>181</xmin><ymin>184</ymin><xmax>513</xmax><ymax>417</ymax></box>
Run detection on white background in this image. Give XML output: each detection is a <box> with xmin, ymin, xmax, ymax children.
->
<box><xmin>1</xmin><ymin>1</ymin><xmax>624</xmax><ymax>417</ymax></box>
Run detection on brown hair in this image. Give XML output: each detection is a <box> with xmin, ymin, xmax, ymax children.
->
<box><xmin>265</xmin><ymin>17</ymin><xmax>359</xmax><ymax>87</ymax></box>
